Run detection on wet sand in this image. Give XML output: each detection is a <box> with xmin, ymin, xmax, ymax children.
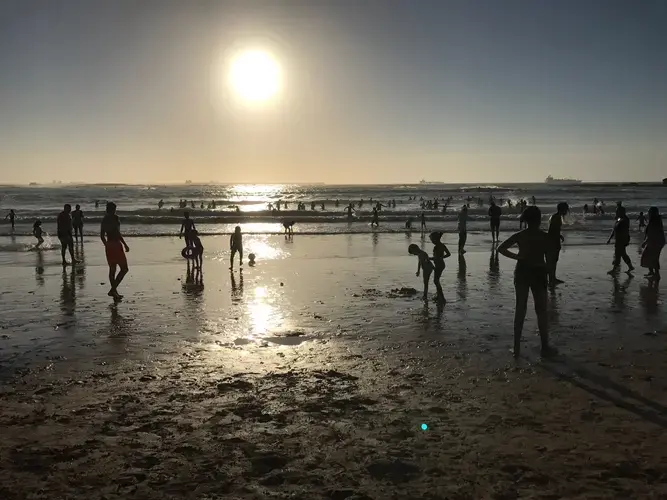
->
<box><xmin>2</xmin><ymin>234</ymin><xmax>667</xmax><ymax>499</ymax></box>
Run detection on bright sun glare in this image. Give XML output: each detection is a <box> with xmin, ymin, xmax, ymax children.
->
<box><xmin>228</xmin><ymin>50</ymin><xmax>282</xmax><ymax>104</ymax></box>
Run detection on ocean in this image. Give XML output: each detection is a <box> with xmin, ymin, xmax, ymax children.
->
<box><xmin>1</xmin><ymin>182</ymin><xmax>665</xmax><ymax>239</ymax></box>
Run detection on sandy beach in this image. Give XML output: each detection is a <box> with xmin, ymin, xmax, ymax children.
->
<box><xmin>2</xmin><ymin>233</ymin><xmax>667</xmax><ymax>499</ymax></box>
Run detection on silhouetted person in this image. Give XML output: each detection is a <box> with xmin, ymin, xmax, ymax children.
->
<box><xmin>607</xmin><ymin>206</ymin><xmax>634</xmax><ymax>275</ymax></box>
<box><xmin>409</xmin><ymin>243</ymin><xmax>434</xmax><ymax>301</ymax></box>
<box><xmin>497</xmin><ymin>206</ymin><xmax>555</xmax><ymax>359</ymax></box>
<box><xmin>101</xmin><ymin>202</ymin><xmax>130</xmax><ymax>301</ymax></box>
<box><xmin>230</xmin><ymin>226</ymin><xmax>243</xmax><ymax>270</ymax></box>
<box><xmin>345</xmin><ymin>204</ymin><xmax>355</xmax><ymax>219</ymax></box>
<box><xmin>283</xmin><ymin>221</ymin><xmax>295</xmax><ymax>236</ymax></box>
<box><xmin>640</xmin><ymin>206</ymin><xmax>665</xmax><ymax>281</ymax></box>
<box><xmin>57</xmin><ymin>204</ymin><xmax>75</xmax><ymax>266</ymax></box>
<box><xmin>405</xmin><ymin>218</ymin><xmax>412</xmax><ymax>230</ymax></box>
<box><xmin>420</xmin><ymin>212</ymin><xmax>426</xmax><ymax>233</ymax></box>
<box><xmin>158</xmin><ymin>199</ymin><xmax>164</xmax><ymax>209</ymax></box>
<box><xmin>95</xmin><ymin>200</ymin><xmax>100</xmax><ymax>209</ymax></box>
<box><xmin>179</xmin><ymin>212</ymin><xmax>196</xmax><ymax>247</ymax></box>
<box><xmin>190</xmin><ymin>230</ymin><xmax>204</xmax><ymax>270</ymax></box>
<box><xmin>5</xmin><ymin>209</ymin><xmax>15</xmax><ymax>230</ymax></box>
<box><xmin>488</xmin><ymin>200</ymin><xmax>502</xmax><ymax>242</ymax></box>
<box><xmin>546</xmin><ymin>202</ymin><xmax>568</xmax><ymax>287</ymax></box>
<box><xmin>33</xmin><ymin>220</ymin><xmax>44</xmax><ymax>248</ymax></box>
<box><xmin>72</xmin><ymin>204</ymin><xmax>84</xmax><ymax>242</ymax></box>
<box><xmin>430</xmin><ymin>231</ymin><xmax>451</xmax><ymax>303</ymax></box>
<box><xmin>371</xmin><ymin>208</ymin><xmax>379</xmax><ymax>227</ymax></box>
<box><xmin>637</xmin><ymin>211</ymin><xmax>647</xmax><ymax>230</ymax></box>
<box><xmin>458</xmin><ymin>205</ymin><xmax>468</xmax><ymax>254</ymax></box>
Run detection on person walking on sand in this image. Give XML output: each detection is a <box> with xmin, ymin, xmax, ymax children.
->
<box><xmin>72</xmin><ymin>204</ymin><xmax>84</xmax><ymax>242</ymax></box>
<box><xmin>488</xmin><ymin>200</ymin><xmax>502</xmax><ymax>243</ymax></box>
<box><xmin>408</xmin><ymin>243</ymin><xmax>434</xmax><ymax>301</ymax></box>
<box><xmin>5</xmin><ymin>209</ymin><xmax>15</xmax><ymax>231</ymax></box>
<box><xmin>640</xmin><ymin>207</ymin><xmax>665</xmax><ymax>281</ymax></box>
<box><xmin>57</xmin><ymin>204</ymin><xmax>76</xmax><ymax>266</ymax></box>
<box><xmin>497</xmin><ymin>206</ymin><xmax>555</xmax><ymax>359</ymax></box>
<box><xmin>33</xmin><ymin>220</ymin><xmax>44</xmax><ymax>248</ymax></box>
<box><xmin>179</xmin><ymin>211</ymin><xmax>196</xmax><ymax>248</ymax></box>
<box><xmin>458</xmin><ymin>205</ymin><xmax>469</xmax><ymax>254</ymax></box>
<box><xmin>606</xmin><ymin>206</ymin><xmax>634</xmax><ymax>275</ymax></box>
<box><xmin>430</xmin><ymin>231</ymin><xmax>451</xmax><ymax>302</ymax></box>
<box><xmin>230</xmin><ymin>226</ymin><xmax>243</xmax><ymax>270</ymax></box>
<box><xmin>546</xmin><ymin>202</ymin><xmax>568</xmax><ymax>287</ymax></box>
<box><xmin>101</xmin><ymin>202</ymin><xmax>130</xmax><ymax>301</ymax></box>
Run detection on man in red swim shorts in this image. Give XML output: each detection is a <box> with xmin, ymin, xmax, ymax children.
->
<box><xmin>101</xmin><ymin>202</ymin><xmax>130</xmax><ymax>301</ymax></box>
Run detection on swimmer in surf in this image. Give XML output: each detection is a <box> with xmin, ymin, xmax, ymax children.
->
<box><xmin>230</xmin><ymin>226</ymin><xmax>243</xmax><ymax>269</ymax></box>
<box><xmin>458</xmin><ymin>206</ymin><xmax>469</xmax><ymax>254</ymax></box>
<box><xmin>488</xmin><ymin>200</ymin><xmax>502</xmax><ymax>243</ymax></box>
<box><xmin>101</xmin><ymin>202</ymin><xmax>130</xmax><ymax>300</ymax></box>
<box><xmin>5</xmin><ymin>209</ymin><xmax>15</xmax><ymax>231</ymax></box>
<box><xmin>409</xmin><ymin>243</ymin><xmax>434</xmax><ymax>301</ymax></box>
<box><xmin>497</xmin><ymin>206</ymin><xmax>555</xmax><ymax>359</ymax></box>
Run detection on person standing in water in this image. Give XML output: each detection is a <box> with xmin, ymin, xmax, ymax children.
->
<box><xmin>408</xmin><ymin>244</ymin><xmax>434</xmax><ymax>301</ymax></box>
<box><xmin>640</xmin><ymin>206</ymin><xmax>665</xmax><ymax>281</ymax></box>
<box><xmin>72</xmin><ymin>204</ymin><xmax>84</xmax><ymax>242</ymax></box>
<box><xmin>458</xmin><ymin>205</ymin><xmax>469</xmax><ymax>254</ymax></box>
<box><xmin>371</xmin><ymin>208</ymin><xmax>380</xmax><ymax>228</ymax></box>
<box><xmin>606</xmin><ymin>206</ymin><xmax>634</xmax><ymax>275</ymax></box>
<box><xmin>637</xmin><ymin>211</ymin><xmax>647</xmax><ymax>231</ymax></box>
<box><xmin>230</xmin><ymin>226</ymin><xmax>243</xmax><ymax>270</ymax></box>
<box><xmin>179</xmin><ymin>212</ymin><xmax>196</xmax><ymax>248</ymax></box>
<box><xmin>546</xmin><ymin>202</ymin><xmax>568</xmax><ymax>287</ymax></box>
<box><xmin>101</xmin><ymin>202</ymin><xmax>130</xmax><ymax>300</ymax></box>
<box><xmin>497</xmin><ymin>206</ymin><xmax>555</xmax><ymax>358</ymax></box>
<box><xmin>33</xmin><ymin>220</ymin><xmax>44</xmax><ymax>248</ymax></box>
<box><xmin>420</xmin><ymin>212</ymin><xmax>427</xmax><ymax>234</ymax></box>
<box><xmin>57</xmin><ymin>204</ymin><xmax>76</xmax><ymax>266</ymax></box>
<box><xmin>430</xmin><ymin>231</ymin><xmax>451</xmax><ymax>302</ymax></box>
<box><xmin>5</xmin><ymin>209</ymin><xmax>15</xmax><ymax>230</ymax></box>
<box><xmin>488</xmin><ymin>200</ymin><xmax>502</xmax><ymax>243</ymax></box>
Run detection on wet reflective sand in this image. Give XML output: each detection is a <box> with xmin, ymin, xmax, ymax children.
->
<box><xmin>1</xmin><ymin>233</ymin><xmax>667</xmax><ymax>498</ymax></box>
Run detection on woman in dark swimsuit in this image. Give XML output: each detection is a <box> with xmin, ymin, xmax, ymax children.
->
<box><xmin>498</xmin><ymin>206</ymin><xmax>556</xmax><ymax>359</ymax></box>
<box><xmin>429</xmin><ymin>232</ymin><xmax>451</xmax><ymax>302</ymax></box>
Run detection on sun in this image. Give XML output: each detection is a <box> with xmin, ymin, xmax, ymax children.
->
<box><xmin>228</xmin><ymin>50</ymin><xmax>282</xmax><ymax>104</ymax></box>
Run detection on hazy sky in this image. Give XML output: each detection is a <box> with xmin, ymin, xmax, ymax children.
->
<box><xmin>1</xmin><ymin>0</ymin><xmax>666</xmax><ymax>184</ymax></box>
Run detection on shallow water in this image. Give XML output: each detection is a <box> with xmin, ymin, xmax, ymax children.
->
<box><xmin>0</xmin><ymin>233</ymin><xmax>665</xmax><ymax>377</ymax></box>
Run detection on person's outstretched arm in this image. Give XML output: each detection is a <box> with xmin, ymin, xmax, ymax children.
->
<box><xmin>497</xmin><ymin>233</ymin><xmax>520</xmax><ymax>260</ymax></box>
<box><xmin>416</xmin><ymin>257</ymin><xmax>422</xmax><ymax>276</ymax></box>
<box><xmin>442</xmin><ymin>245</ymin><xmax>452</xmax><ymax>259</ymax></box>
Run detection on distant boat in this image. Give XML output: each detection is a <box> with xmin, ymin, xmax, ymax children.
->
<box><xmin>28</xmin><ymin>182</ymin><xmax>38</xmax><ymax>186</ymax></box>
<box><xmin>419</xmin><ymin>179</ymin><xmax>446</xmax><ymax>185</ymax></box>
<box><xmin>545</xmin><ymin>175</ymin><xmax>582</xmax><ymax>185</ymax></box>
<box><xmin>185</xmin><ymin>180</ymin><xmax>192</xmax><ymax>184</ymax></box>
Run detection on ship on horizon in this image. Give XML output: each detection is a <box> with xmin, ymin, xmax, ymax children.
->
<box><xmin>545</xmin><ymin>175</ymin><xmax>582</xmax><ymax>185</ymax></box>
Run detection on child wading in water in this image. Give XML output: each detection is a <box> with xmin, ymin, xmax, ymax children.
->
<box><xmin>429</xmin><ymin>232</ymin><xmax>451</xmax><ymax>302</ymax></box>
<box><xmin>408</xmin><ymin>244</ymin><xmax>434</xmax><ymax>301</ymax></box>
<box><xmin>497</xmin><ymin>206</ymin><xmax>556</xmax><ymax>359</ymax></box>
<box><xmin>33</xmin><ymin>220</ymin><xmax>44</xmax><ymax>248</ymax></box>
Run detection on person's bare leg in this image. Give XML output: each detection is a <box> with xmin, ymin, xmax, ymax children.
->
<box><xmin>513</xmin><ymin>282</ymin><xmax>530</xmax><ymax>357</ymax></box>
<box><xmin>113</xmin><ymin>266</ymin><xmax>128</xmax><ymax>298</ymax></box>
<box><xmin>532</xmin><ymin>285</ymin><xmax>554</xmax><ymax>356</ymax></box>
<box><xmin>61</xmin><ymin>242</ymin><xmax>68</xmax><ymax>265</ymax></box>
<box><xmin>108</xmin><ymin>264</ymin><xmax>118</xmax><ymax>296</ymax></box>
<box><xmin>239</xmin><ymin>249</ymin><xmax>243</xmax><ymax>267</ymax></box>
<box><xmin>229</xmin><ymin>250</ymin><xmax>235</xmax><ymax>269</ymax></box>
<box><xmin>68</xmin><ymin>240</ymin><xmax>75</xmax><ymax>263</ymax></box>
<box><xmin>422</xmin><ymin>270</ymin><xmax>431</xmax><ymax>300</ymax></box>
<box><xmin>434</xmin><ymin>267</ymin><xmax>445</xmax><ymax>302</ymax></box>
